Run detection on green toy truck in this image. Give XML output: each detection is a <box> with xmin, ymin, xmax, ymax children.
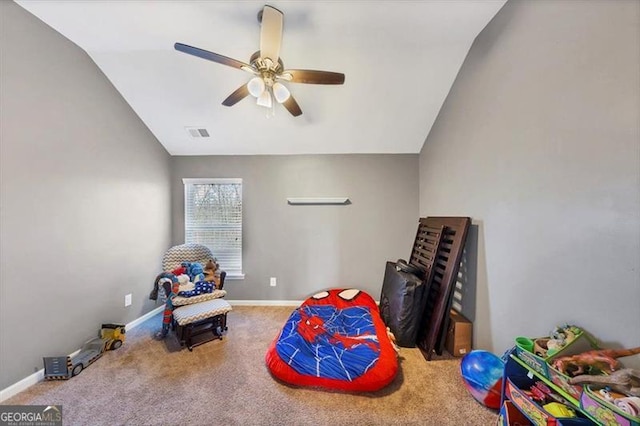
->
<box><xmin>43</xmin><ymin>324</ymin><xmax>125</xmax><ymax>380</ymax></box>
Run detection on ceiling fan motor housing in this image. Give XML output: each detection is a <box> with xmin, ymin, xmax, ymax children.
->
<box><xmin>174</xmin><ymin>5</ymin><xmax>343</xmax><ymax>117</ymax></box>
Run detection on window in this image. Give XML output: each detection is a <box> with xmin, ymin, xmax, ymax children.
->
<box><xmin>183</xmin><ymin>178</ymin><xmax>243</xmax><ymax>278</ymax></box>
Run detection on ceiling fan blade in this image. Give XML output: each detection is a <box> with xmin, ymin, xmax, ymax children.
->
<box><xmin>175</xmin><ymin>42</ymin><xmax>253</xmax><ymax>71</ymax></box>
<box><xmin>222</xmin><ymin>84</ymin><xmax>250</xmax><ymax>107</ymax></box>
<box><xmin>281</xmin><ymin>94</ymin><xmax>303</xmax><ymax>117</ymax></box>
<box><xmin>280</xmin><ymin>70</ymin><xmax>345</xmax><ymax>85</ymax></box>
<box><xmin>259</xmin><ymin>5</ymin><xmax>283</xmax><ymax>64</ymax></box>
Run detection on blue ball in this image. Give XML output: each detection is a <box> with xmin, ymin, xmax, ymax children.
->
<box><xmin>460</xmin><ymin>350</ymin><xmax>504</xmax><ymax>409</ymax></box>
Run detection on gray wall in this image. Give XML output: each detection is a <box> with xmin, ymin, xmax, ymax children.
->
<box><xmin>419</xmin><ymin>0</ymin><xmax>640</xmax><ymax>361</ymax></box>
<box><xmin>0</xmin><ymin>1</ymin><xmax>172</xmax><ymax>388</ymax></box>
<box><xmin>171</xmin><ymin>155</ymin><xmax>419</xmax><ymax>300</ymax></box>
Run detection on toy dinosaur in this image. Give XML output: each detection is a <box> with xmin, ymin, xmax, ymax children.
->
<box><xmin>552</xmin><ymin>347</ymin><xmax>640</xmax><ymax>377</ymax></box>
<box><xmin>569</xmin><ymin>368</ymin><xmax>640</xmax><ymax>397</ymax></box>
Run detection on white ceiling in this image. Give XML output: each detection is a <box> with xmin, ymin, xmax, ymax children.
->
<box><xmin>16</xmin><ymin>0</ymin><xmax>506</xmax><ymax>155</ymax></box>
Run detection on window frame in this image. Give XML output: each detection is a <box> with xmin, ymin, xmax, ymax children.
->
<box><xmin>182</xmin><ymin>178</ymin><xmax>245</xmax><ymax>280</ymax></box>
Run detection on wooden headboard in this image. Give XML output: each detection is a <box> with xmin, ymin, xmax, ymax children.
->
<box><xmin>413</xmin><ymin>217</ymin><xmax>471</xmax><ymax>360</ymax></box>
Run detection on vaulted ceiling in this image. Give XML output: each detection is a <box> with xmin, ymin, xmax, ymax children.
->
<box><xmin>16</xmin><ymin>1</ymin><xmax>506</xmax><ymax>155</ymax></box>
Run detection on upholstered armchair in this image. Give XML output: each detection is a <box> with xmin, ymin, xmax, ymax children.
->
<box><xmin>149</xmin><ymin>243</ymin><xmax>231</xmax><ymax>350</ymax></box>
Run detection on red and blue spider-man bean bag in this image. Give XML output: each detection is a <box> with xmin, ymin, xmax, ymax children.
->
<box><xmin>265</xmin><ymin>289</ymin><xmax>398</xmax><ymax>392</ymax></box>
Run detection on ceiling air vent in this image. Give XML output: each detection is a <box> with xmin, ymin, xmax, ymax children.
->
<box><xmin>185</xmin><ymin>127</ymin><xmax>210</xmax><ymax>139</ymax></box>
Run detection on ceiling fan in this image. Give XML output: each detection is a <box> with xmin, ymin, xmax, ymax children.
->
<box><xmin>175</xmin><ymin>5</ymin><xmax>345</xmax><ymax>117</ymax></box>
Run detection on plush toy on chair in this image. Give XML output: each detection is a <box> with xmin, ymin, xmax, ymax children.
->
<box><xmin>182</xmin><ymin>262</ymin><xmax>204</xmax><ymax>283</ymax></box>
<box><xmin>204</xmin><ymin>258</ymin><xmax>223</xmax><ymax>289</ymax></box>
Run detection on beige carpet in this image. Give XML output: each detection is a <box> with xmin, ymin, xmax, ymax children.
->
<box><xmin>3</xmin><ymin>306</ymin><xmax>498</xmax><ymax>425</ymax></box>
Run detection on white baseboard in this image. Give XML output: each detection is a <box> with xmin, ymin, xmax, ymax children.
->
<box><xmin>228</xmin><ymin>300</ymin><xmax>302</xmax><ymax>306</ymax></box>
<box><xmin>126</xmin><ymin>306</ymin><xmax>164</xmax><ymax>329</ymax></box>
<box><xmin>0</xmin><ymin>370</ymin><xmax>45</xmax><ymax>403</ymax></box>
<box><xmin>227</xmin><ymin>300</ymin><xmax>380</xmax><ymax>306</ymax></box>
<box><xmin>0</xmin><ymin>306</ymin><xmax>164</xmax><ymax>403</ymax></box>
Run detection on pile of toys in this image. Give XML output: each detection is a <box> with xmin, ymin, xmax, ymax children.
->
<box><xmin>515</xmin><ymin>324</ymin><xmax>640</xmax><ymax>421</ymax></box>
<box><xmin>561</xmin><ymin>354</ymin><xmax>640</xmax><ymax>418</ymax></box>
<box><xmin>516</xmin><ymin>324</ymin><xmax>583</xmax><ymax>358</ymax></box>
<box><xmin>527</xmin><ymin>380</ymin><xmax>579</xmax><ymax>419</ymax></box>
<box><xmin>463</xmin><ymin>324</ymin><xmax>640</xmax><ymax>425</ymax></box>
<box><xmin>543</xmin><ymin>325</ymin><xmax>583</xmax><ymax>357</ymax></box>
<box><xmin>150</xmin><ymin>259</ymin><xmax>222</xmax><ymax>301</ymax></box>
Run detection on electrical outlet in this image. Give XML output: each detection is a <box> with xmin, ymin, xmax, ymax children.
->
<box><xmin>270</xmin><ymin>277</ymin><xmax>277</xmax><ymax>287</ymax></box>
<box><xmin>124</xmin><ymin>293</ymin><xmax>132</xmax><ymax>307</ymax></box>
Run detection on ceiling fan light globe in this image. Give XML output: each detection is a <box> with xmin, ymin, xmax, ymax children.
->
<box><xmin>256</xmin><ymin>90</ymin><xmax>273</xmax><ymax>108</ymax></box>
<box><xmin>272</xmin><ymin>82</ymin><xmax>290</xmax><ymax>103</ymax></box>
<box><xmin>247</xmin><ymin>77</ymin><xmax>265</xmax><ymax>97</ymax></box>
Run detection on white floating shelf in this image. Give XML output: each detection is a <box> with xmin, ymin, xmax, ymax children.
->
<box><xmin>287</xmin><ymin>197</ymin><xmax>350</xmax><ymax>205</ymax></box>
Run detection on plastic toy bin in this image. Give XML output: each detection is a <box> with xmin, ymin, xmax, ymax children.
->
<box><xmin>505</xmin><ymin>375</ymin><xmax>594</xmax><ymax>426</ymax></box>
<box><xmin>580</xmin><ymin>386</ymin><xmax>640</xmax><ymax>426</ymax></box>
<box><xmin>514</xmin><ymin>331</ymin><xmax>597</xmax><ymax>399</ymax></box>
<box><xmin>499</xmin><ymin>400</ymin><xmax>531</xmax><ymax>426</ymax></box>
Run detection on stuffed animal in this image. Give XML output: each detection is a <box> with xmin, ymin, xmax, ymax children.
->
<box><xmin>594</xmin><ymin>388</ymin><xmax>640</xmax><ymax>415</ymax></box>
<box><xmin>181</xmin><ymin>262</ymin><xmax>204</xmax><ymax>282</ymax></box>
<box><xmin>171</xmin><ymin>266</ymin><xmax>186</xmax><ymax>276</ymax></box>
<box><xmin>203</xmin><ymin>259</ymin><xmax>218</xmax><ymax>280</ymax></box>
<box><xmin>546</xmin><ymin>325</ymin><xmax>581</xmax><ymax>356</ymax></box>
<box><xmin>616</xmin><ymin>396</ymin><xmax>640</xmax><ymax>416</ymax></box>
<box><xmin>176</xmin><ymin>274</ymin><xmax>195</xmax><ymax>293</ymax></box>
<box><xmin>204</xmin><ymin>258</ymin><xmax>222</xmax><ymax>288</ymax></box>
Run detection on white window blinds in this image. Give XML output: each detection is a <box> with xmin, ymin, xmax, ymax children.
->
<box><xmin>183</xmin><ymin>178</ymin><xmax>243</xmax><ymax>276</ymax></box>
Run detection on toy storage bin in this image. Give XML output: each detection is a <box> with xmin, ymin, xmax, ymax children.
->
<box><xmin>505</xmin><ymin>375</ymin><xmax>595</xmax><ymax>426</ymax></box>
<box><xmin>546</xmin><ymin>366</ymin><xmax>584</xmax><ymax>401</ymax></box>
<box><xmin>498</xmin><ymin>400</ymin><xmax>532</xmax><ymax>426</ymax></box>
<box><xmin>580</xmin><ymin>386</ymin><xmax>640</xmax><ymax>426</ymax></box>
<box><xmin>514</xmin><ymin>331</ymin><xmax>596</xmax><ymax>379</ymax></box>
